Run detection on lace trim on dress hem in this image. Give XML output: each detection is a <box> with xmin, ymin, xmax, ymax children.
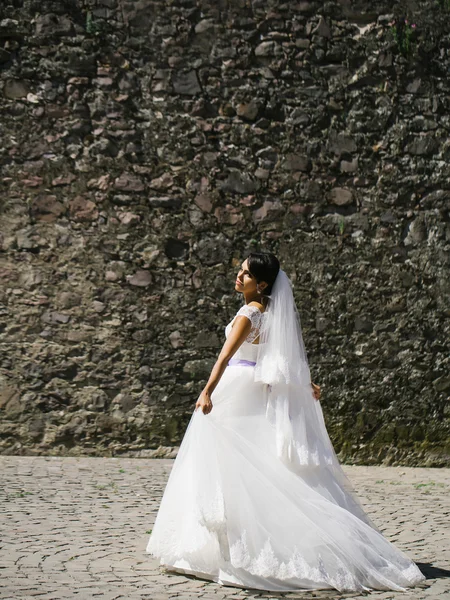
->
<box><xmin>149</xmin><ymin>523</ymin><xmax>425</xmax><ymax>593</ymax></box>
<box><xmin>148</xmin><ymin>476</ymin><xmax>426</xmax><ymax>594</ymax></box>
<box><xmin>229</xmin><ymin>528</ymin><xmax>425</xmax><ymax>591</ymax></box>
<box><xmin>229</xmin><ymin>529</ymin><xmax>364</xmax><ymax>591</ymax></box>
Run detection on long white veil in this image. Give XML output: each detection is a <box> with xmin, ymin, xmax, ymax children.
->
<box><xmin>254</xmin><ymin>268</ymin><xmax>383</xmax><ymax>532</ymax></box>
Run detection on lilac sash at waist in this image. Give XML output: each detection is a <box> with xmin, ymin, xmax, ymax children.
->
<box><xmin>228</xmin><ymin>358</ymin><xmax>256</xmax><ymax>367</ymax></box>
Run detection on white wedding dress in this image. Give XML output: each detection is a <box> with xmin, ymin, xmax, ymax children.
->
<box><xmin>146</xmin><ymin>305</ymin><xmax>426</xmax><ymax>593</ymax></box>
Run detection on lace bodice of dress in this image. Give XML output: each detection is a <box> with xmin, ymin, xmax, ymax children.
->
<box><xmin>225</xmin><ymin>304</ymin><xmax>267</xmax><ymax>363</ymax></box>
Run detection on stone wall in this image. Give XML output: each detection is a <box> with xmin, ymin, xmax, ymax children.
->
<box><xmin>0</xmin><ymin>0</ymin><xmax>448</xmax><ymax>465</ymax></box>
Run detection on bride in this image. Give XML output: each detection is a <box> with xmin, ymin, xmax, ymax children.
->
<box><xmin>146</xmin><ymin>251</ymin><xmax>426</xmax><ymax>593</ymax></box>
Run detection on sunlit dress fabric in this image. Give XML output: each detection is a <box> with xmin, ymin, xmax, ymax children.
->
<box><xmin>146</xmin><ymin>305</ymin><xmax>426</xmax><ymax>592</ymax></box>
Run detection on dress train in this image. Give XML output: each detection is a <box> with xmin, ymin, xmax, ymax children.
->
<box><xmin>146</xmin><ymin>350</ymin><xmax>425</xmax><ymax>593</ymax></box>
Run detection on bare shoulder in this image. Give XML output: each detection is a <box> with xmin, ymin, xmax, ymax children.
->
<box><xmin>247</xmin><ymin>300</ymin><xmax>265</xmax><ymax>314</ymax></box>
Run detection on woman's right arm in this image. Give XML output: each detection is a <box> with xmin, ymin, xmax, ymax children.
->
<box><xmin>311</xmin><ymin>381</ymin><xmax>321</xmax><ymax>401</ymax></box>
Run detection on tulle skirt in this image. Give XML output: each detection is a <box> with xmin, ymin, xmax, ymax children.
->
<box><xmin>146</xmin><ymin>363</ymin><xmax>426</xmax><ymax>592</ymax></box>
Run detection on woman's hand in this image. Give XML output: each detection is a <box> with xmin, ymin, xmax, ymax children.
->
<box><xmin>311</xmin><ymin>381</ymin><xmax>321</xmax><ymax>401</ymax></box>
<box><xmin>195</xmin><ymin>389</ymin><xmax>213</xmax><ymax>415</ymax></box>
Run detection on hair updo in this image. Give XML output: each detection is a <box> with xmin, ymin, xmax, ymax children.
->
<box><xmin>246</xmin><ymin>251</ymin><xmax>280</xmax><ymax>298</ymax></box>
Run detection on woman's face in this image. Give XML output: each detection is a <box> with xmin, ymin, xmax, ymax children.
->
<box><xmin>235</xmin><ymin>258</ymin><xmax>259</xmax><ymax>295</ymax></box>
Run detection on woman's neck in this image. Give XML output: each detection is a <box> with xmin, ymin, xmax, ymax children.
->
<box><xmin>244</xmin><ymin>294</ymin><xmax>267</xmax><ymax>308</ymax></box>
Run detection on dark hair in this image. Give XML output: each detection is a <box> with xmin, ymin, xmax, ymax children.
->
<box><xmin>246</xmin><ymin>251</ymin><xmax>280</xmax><ymax>297</ymax></box>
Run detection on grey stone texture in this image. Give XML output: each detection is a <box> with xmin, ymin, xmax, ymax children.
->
<box><xmin>0</xmin><ymin>1</ymin><xmax>448</xmax><ymax>464</ymax></box>
<box><xmin>0</xmin><ymin>456</ymin><xmax>448</xmax><ymax>599</ymax></box>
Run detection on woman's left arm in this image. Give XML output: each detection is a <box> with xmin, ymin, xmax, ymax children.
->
<box><xmin>195</xmin><ymin>315</ymin><xmax>254</xmax><ymax>414</ymax></box>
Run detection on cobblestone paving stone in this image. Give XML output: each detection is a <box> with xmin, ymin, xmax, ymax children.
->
<box><xmin>0</xmin><ymin>457</ymin><xmax>448</xmax><ymax>600</ymax></box>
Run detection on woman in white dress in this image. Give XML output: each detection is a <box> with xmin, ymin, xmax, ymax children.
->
<box><xmin>146</xmin><ymin>251</ymin><xmax>426</xmax><ymax>593</ymax></box>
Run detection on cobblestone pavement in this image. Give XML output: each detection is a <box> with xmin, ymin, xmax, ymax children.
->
<box><xmin>0</xmin><ymin>457</ymin><xmax>448</xmax><ymax>600</ymax></box>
